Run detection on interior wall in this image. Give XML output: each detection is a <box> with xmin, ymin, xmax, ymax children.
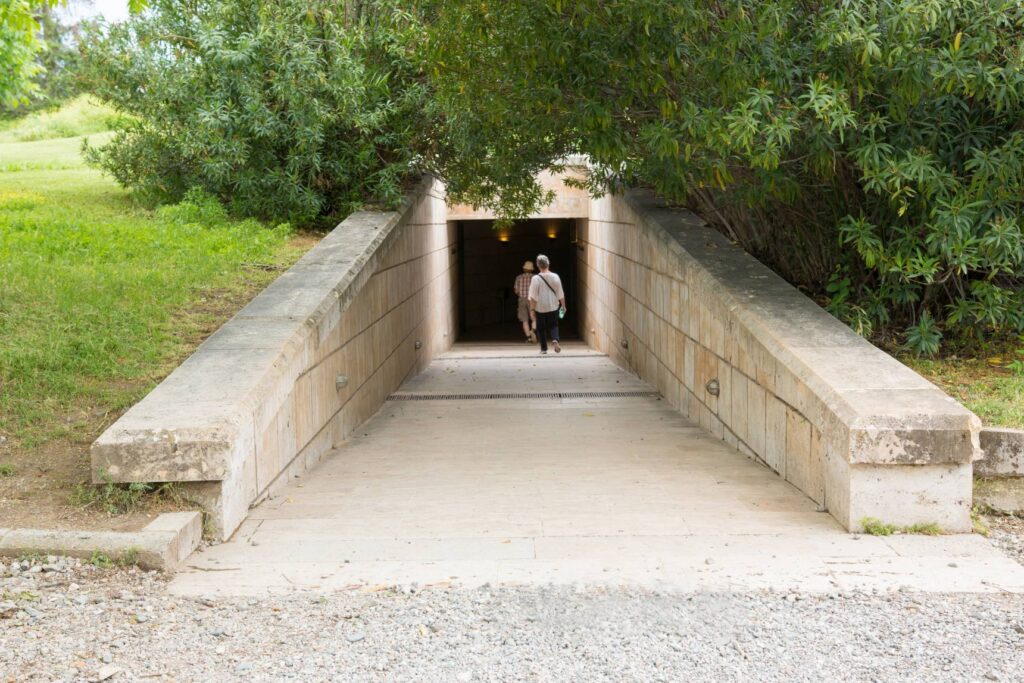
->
<box><xmin>458</xmin><ymin>219</ymin><xmax>578</xmax><ymax>340</ymax></box>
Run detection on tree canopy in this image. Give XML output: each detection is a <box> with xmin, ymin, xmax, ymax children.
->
<box><xmin>76</xmin><ymin>0</ymin><xmax>1024</xmax><ymax>352</ymax></box>
<box><xmin>0</xmin><ymin>0</ymin><xmax>55</xmax><ymax>106</ymax></box>
<box><xmin>82</xmin><ymin>0</ymin><xmax>428</xmax><ymax>223</ymax></box>
<box><xmin>425</xmin><ymin>0</ymin><xmax>1024</xmax><ymax>353</ymax></box>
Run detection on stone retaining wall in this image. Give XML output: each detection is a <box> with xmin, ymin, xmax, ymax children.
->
<box><xmin>92</xmin><ymin>180</ymin><xmax>455</xmax><ymax>539</ymax></box>
<box><xmin>578</xmin><ymin>190</ymin><xmax>980</xmax><ymax>532</ymax></box>
<box><xmin>978</xmin><ymin>428</ymin><xmax>1024</xmax><ymax>477</ymax></box>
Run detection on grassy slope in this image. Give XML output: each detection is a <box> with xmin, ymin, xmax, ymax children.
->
<box><xmin>0</xmin><ymin>96</ymin><xmax>120</xmax><ymax>143</ymax></box>
<box><xmin>0</xmin><ymin>117</ymin><xmax>308</xmax><ymax>450</ymax></box>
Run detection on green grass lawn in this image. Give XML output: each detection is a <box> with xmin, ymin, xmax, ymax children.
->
<box><xmin>906</xmin><ymin>357</ymin><xmax>1024</xmax><ymax>430</ymax></box>
<box><xmin>0</xmin><ymin>124</ymin><xmax>307</xmax><ymax>450</ymax></box>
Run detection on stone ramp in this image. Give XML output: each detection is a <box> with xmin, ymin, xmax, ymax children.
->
<box><xmin>169</xmin><ymin>344</ymin><xmax>1024</xmax><ymax>595</ymax></box>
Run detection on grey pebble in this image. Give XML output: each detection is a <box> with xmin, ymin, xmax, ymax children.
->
<box><xmin>2</xmin><ymin>544</ymin><xmax>1024</xmax><ymax>682</ymax></box>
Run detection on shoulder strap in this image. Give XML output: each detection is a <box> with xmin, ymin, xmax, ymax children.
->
<box><xmin>539</xmin><ymin>274</ymin><xmax>558</xmax><ymax>295</ymax></box>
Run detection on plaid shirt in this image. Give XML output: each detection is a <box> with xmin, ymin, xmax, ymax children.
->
<box><xmin>514</xmin><ymin>272</ymin><xmax>532</xmax><ymax>299</ymax></box>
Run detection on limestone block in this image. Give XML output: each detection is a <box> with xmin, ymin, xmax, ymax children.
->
<box><xmin>662</xmin><ymin>322</ymin><xmax>675</xmax><ymax>369</ymax></box>
<box><xmin>683</xmin><ymin>388</ymin><xmax>700</xmax><ymax>422</ymax></box>
<box><xmin>730</xmin><ymin>367</ymin><xmax>748</xmax><ymax>444</ymax></box>
<box><xmin>842</xmin><ymin>388</ymin><xmax>979</xmax><ymax>465</ymax></box>
<box><xmin>746</xmin><ymin>380</ymin><xmax>767</xmax><ymax>458</ymax></box>
<box><xmin>197</xmin><ymin>441</ymin><xmax>258</xmax><ymax>540</ymax></box>
<box><xmin>679</xmin><ymin>282</ymin><xmax>692</xmax><ymax>337</ymax></box>
<box><xmin>683</xmin><ymin>336</ymin><xmax>696</xmax><ymax>392</ymax></box>
<box><xmin>291</xmin><ymin>372</ymin><xmax>317</xmax><ymax>452</ymax></box>
<box><xmin>708</xmin><ymin>307</ymin><xmax>726</xmax><ymax>360</ymax></box>
<box><xmin>709</xmin><ymin>411</ymin><xmax>725</xmax><ymax>440</ymax></box>
<box><xmin>823</xmin><ymin>446</ymin><xmax>850</xmax><ymax>526</ymax></box>
<box><xmin>773</xmin><ymin>363</ymin><xmax>799</xmax><ymax>411</ymax></box>
<box><xmin>669</xmin><ymin>279</ymin><xmax>681</xmax><ymax>329</ymax></box>
<box><xmin>698</xmin><ymin>402</ymin><xmax>712</xmax><ymax>433</ymax></box>
<box><xmin>256</xmin><ymin>395</ymin><xmax>296</xmax><ymax>492</ymax></box>
<box><xmin>844</xmin><ymin>463</ymin><xmax>973</xmax><ymax>533</ymax></box>
<box><xmin>696</xmin><ymin>346</ymin><xmax>720</xmax><ymax>414</ymax></box>
<box><xmin>736</xmin><ymin>327</ymin><xmax>757</xmax><ymax>378</ymax></box>
<box><xmin>785</xmin><ymin>407</ymin><xmax>812</xmax><ymax>494</ymax></box>
<box><xmin>672</xmin><ymin>328</ymin><xmax>685</xmax><ymax>382</ymax></box>
<box><xmin>307</xmin><ymin>351</ymin><xmax>349</xmax><ymax>438</ymax></box>
<box><xmin>977</xmin><ymin>428</ymin><xmax>1024</xmax><ymax>476</ymax></box>
<box><xmin>657</xmin><ymin>361</ymin><xmax>673</xmax><ymax>399</ymax></box>
<box><xmin>755</xmin><ymin>343</ymin><xmax>776</xmax><ymax>394</ymax></box>
<box><xmin>764</xmin><ymin>395</ymin><xmax>787</xmax><ymax>477</ymax></box>
<box><xmin>808</xmin><ymin>428</ymin><xmax>826</xmax><ymax>504</ymax></box>
<box><xmin>92</xmin><ymin>407</ymin><xmax>248</xmax><ymax>483</ymax></box>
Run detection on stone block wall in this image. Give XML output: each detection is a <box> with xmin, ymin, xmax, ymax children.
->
<box><xmin>977</xmin><ymin>428</ymin><xmax>1024</xmax><ymax>477</ymax></box>
<box><xmin>578</xmin><ymin>190</ymin><xmax>981</xmax><ymax>532</ymax></box>
<box><xmin>92</xmin><ymin>180</ymin><xmax>456</xmax><ymax>539</ymax></box>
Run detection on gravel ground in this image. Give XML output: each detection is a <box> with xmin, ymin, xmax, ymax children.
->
<box><xmin>3</xmin><ymin>557</ymin><xmax>1024</xmax><ymax>682</ymax></box>
<box><xmin>987</xmin><ymin>514</ymin><xmax>1024</xmax><ymax>567</ymax></box>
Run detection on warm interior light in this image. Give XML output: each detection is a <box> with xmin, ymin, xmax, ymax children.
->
<box><xmin>498</xmin><ymin>232</ymin><xmax>510</xmax><ymax>242</ymax></box>
<box><xmin>547</xmin><ymin>228</ymin><xmax>558</xmax><ymax>240</ymax></box>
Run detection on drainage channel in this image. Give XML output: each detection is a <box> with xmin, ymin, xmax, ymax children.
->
<box><xmin>386</xmin><ymin>390</ymin><xmax>661</xmax><ymax>401</ymax></box>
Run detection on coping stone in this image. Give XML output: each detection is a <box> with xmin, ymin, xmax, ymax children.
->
<box><xmin>0</xmin><ymin>511</ymin><xmax>202</xmax><ymax>571</ymax></box>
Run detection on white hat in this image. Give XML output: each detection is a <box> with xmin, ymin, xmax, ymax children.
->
<box><xmin>522</xmin><ymin>261</ymin><xmax>535</xmax><ymax>272</ymax></box>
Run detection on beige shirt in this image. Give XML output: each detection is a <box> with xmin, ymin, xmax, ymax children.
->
<box><xmin>528</xmin><ymin>272</ymin><xmax>564</xmax><ymax>313</ymax></box>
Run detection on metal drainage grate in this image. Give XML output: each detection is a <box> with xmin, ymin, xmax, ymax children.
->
<box><xmin>386</xmin><ymin>390</ymin><xmax>661</xmax><ymax>401</ymax></box>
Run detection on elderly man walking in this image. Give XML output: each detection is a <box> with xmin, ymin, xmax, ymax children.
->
<box><xmin>528</xmin><ymin>254</ymin><xmax>566</xmax><ymax>355</ymax></box>
<box><xmin>514</xmin><ymin>260</ymin><xmax>537</xmax><ymax>343</ymax></box>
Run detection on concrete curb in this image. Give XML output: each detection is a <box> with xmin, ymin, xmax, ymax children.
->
<box><xmin>978</xmin><ymin>427</ymin><xmax>1024</xmax><ymax>477</ymax></box>
<box><xmin>0</xmin><ymin>511</ymin><xmax>202</xmax><ymax>571</ymax></box>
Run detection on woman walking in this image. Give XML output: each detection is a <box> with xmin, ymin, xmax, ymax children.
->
<box><xmin>528</xmin><ymin>254</ymin><xmax>566</xmax><ymax>355</ymax></box>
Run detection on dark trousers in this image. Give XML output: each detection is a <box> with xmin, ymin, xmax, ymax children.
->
<box><xmin>535</xmin><ymin>310</ymin><xmax>560</xmax><ymax>351</ymax></box>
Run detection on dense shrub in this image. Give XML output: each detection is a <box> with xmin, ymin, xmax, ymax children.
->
<box><xmin>426</xmin><ymin>0</ymin><xmax>1024</xmax><ymax>353</ymax></box>
<box><xmin>81</xmin><ymin>0</ymin><xmax>428</xmax><ymax>224</ymax></box>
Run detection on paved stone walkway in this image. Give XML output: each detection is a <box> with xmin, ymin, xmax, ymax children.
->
<box><xmin>171</xmin><ymin>344</ymin><xmax>1024</xmax><ymax>595</ymax></box>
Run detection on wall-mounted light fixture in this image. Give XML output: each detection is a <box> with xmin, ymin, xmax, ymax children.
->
<box><xmin>705</xmin><ymin>378</ymin><xmax>720</xmax><ymax>397</ymax></box>
<box><xmin>546</xmin><ymin>223</ymin><xmax>558</xmax><ymax>240</ymax></box>
<box><xmin>335</xmin><ymin>374</ymin><xmax>349</xmax><ymax>391</ymax></box>
<box><xmin>415</xmin><ymin>340</ymin><xmax>423</xmax><ymax>350</ymax></box>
